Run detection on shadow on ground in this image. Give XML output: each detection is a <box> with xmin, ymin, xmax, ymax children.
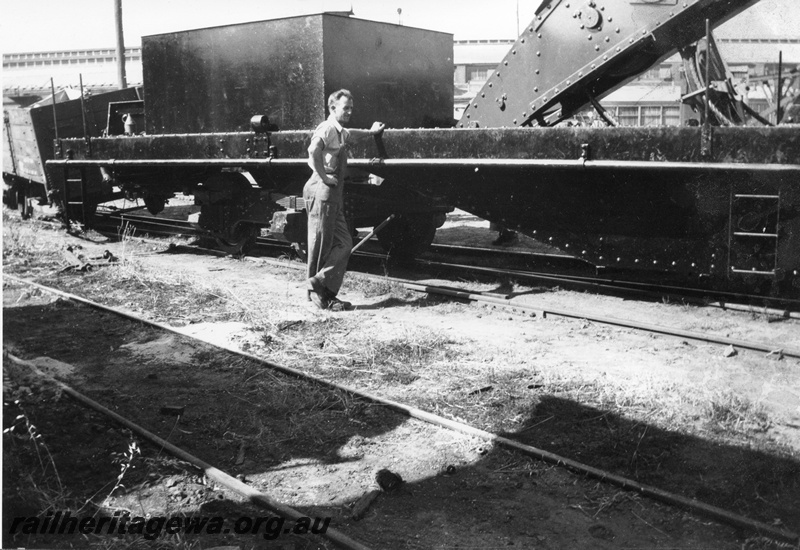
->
<box><xmin>3</xmin><ymin>298</ymin><xmax>799</xmax><ymax>549</ymax></box>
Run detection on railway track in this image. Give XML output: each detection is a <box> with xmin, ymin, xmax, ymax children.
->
<box><xmin>94</xmin><ymin>208</ymin><xmax>800</xmax><ymax>318</ymax></box>
<box><xmin>4</xmin><ymin>275</ymin><xmax>800</xmax><ymax>548</ymax></box>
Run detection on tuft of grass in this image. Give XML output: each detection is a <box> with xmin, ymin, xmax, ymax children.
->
<box><xmin>704</xmin><ymin>391</ymin><xmax>771</xmax><ymax>434</ymax></box>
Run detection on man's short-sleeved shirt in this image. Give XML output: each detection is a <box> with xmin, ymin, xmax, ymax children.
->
<box><xmin>311</xmin><ymin>115</ymin><xmax>350</xmax><ymax>176</ymax></box>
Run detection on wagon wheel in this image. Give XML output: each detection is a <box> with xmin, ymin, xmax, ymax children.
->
<box><xmin>16</xmin><ymin>190</ymin><xmax>33</xmax><ymax>220</ymax></box>
<box><xmin>214</xmin><ymin>223</ymin><xmax>258</xmax><ymax>255</ymax></box>
<box><xmin>376</xmin><ymin>212</ymin><xmax>438</xmax><ymax>261</ymax></box>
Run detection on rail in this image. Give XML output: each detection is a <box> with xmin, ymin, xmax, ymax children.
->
<box><xmin>4</xmin><ymin>274</ymin><xmax>799</xmax><ymax>545</ymax></box>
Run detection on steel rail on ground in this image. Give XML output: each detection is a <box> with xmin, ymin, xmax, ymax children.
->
<box><xmin>3</xmin><ymin>352</ymin><xmax>373</xmax><ymax>550</ymax></box>
<box><xmin>4</xmin><ymin>274</ymin><xmax>799</xmax><ymax>545</ymax></box>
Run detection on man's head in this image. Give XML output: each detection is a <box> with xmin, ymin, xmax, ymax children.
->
<box><xmin>328</xmin><ymin>89</ymin><xmax>354</xmax><ymax>125</ymax></box>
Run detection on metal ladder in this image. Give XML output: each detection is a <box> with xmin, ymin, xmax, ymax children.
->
<box><xmin>728</xmin><ymin>192</ymin><xmax>781</xmax><ymax>276</ymax></box>
<box><xmin>59</xmin><ymin>165</ymin><xmax>90</xmax><ymax>227</ymax></box>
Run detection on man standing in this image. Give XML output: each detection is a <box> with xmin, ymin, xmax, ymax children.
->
<box><xmin>305</xmin><ymin>89</ymin><xmax>385</xmax><ymax>311</ymax></box>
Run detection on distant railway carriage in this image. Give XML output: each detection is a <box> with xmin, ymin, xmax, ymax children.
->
<box><xmin>3</xmin><ymin>88</ymin><xmax>142</xmax><ymax>218</ymax></box>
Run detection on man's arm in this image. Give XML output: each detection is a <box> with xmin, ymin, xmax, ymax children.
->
<box><xmin>307</xmin><ymin>137</ymin><xmax>338</xmax><ymax>187</ymax></box>
<box><xmin>348</xmin><ymin>121</ymin><xmax>385</xmax><ymax>142</ymax></box>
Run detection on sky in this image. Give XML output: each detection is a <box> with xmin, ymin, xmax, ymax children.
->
<box><xmin>1</xmin><ymin>0</ymin><xmax>798</xmax><ymax>54</ymax></box>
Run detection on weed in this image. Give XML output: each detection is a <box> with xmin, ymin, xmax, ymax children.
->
<box><xmin>105</xmin><ymin>440</ymin><xmax>142</xmax><ymax>504</ymax></box>
<box><xmin>705</xmin><ymin>391</ymin><xmax>771</xmax><ymax>433</ymax></box>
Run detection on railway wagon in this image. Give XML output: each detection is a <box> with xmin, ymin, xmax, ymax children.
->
<box><xmin>44</xmin><ymin>0</ymin><xmax>800</xmax><ymax>296</ymax></box>
<box><xmin>11</xmin><ymin>14</ymin><xmax>454</xmax><ymax>256</ymax></box>
<box><xmin>3</xmin><ymin>87</ymin><xmax>142</xmax><ymax>218</ymax></box>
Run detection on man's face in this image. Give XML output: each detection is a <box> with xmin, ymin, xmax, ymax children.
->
<box><xmin>331</xmin><ymin>97</ymin><xmax>354</xmax><ymax>125</ymax></box>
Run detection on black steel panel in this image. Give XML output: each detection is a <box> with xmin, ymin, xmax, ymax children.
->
<box><xmin>143</xmin><ymin>14</ymin><xmax>453</xmax><ymax>134</ymax></box>
<box><xmin>56</xmin><ymin>124</ymin><xmax>800</xmax><ymax>282</ymax></box>
<box><xmin>322</xmin><ymin>16</ymin><xmax>453</xmax><ymax>129</ymax></box>
<box><xmin>143</xmin><ymin>16</ymin><xmax>326</xmax><ymax>134</ymax></box>
<box><xmin>461</xmin><ymin>0</ymin><xmax>760</xmax><ymax>128</ymax></box>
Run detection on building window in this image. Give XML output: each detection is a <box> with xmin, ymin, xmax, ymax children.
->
<box><xmin>663</xmin><ymin>106</ymin><xmax>680</xmax><ymax>126</ymax></box>
<box><xmin>469</xmin><ymin>68</ymin><xmax>488</xmax><ymax>81</ymax></box>
<box><xmin>617</xmin><ymin>106</ymin><xmax>639</xmax><ymax>126</ymax></box>
<box><xmin>642</xmin><ymin>106</ymin><xmax>662</xmax><ymax>126</ymax></box>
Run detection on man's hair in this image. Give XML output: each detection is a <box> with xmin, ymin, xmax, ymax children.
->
<box><xmin>328</xmin><ymin>89</ymin><xmax>353</xmax><ymax>109</ymax></box>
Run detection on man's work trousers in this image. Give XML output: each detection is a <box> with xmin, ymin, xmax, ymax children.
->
<box><xmin>305</xmin><ymin>193</ymin><xmax>352</xmax><ymax>296</ymax></box>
